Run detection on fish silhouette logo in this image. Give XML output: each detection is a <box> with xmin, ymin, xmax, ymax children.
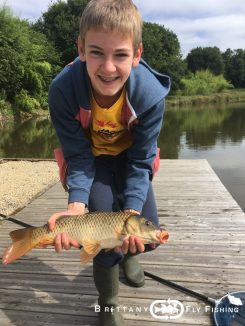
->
<box><xmin>150</xmin><ymin>299</ymin><xmax>184</xmax><ymax>320</ymax></box>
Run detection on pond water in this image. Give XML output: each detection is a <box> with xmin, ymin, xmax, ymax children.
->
<box><xmin>160</xmin><ymin>102</ymin><xmax>245</xmax><ymax>211</ymax></box>
<box><xmin>1</xmin><ymin>102</ymin><xmax>244</xmax><ymax>211</ymax></box>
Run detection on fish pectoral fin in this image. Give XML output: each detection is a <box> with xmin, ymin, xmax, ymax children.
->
<box><xmin>114</xmin><ymin>228</ymin><xmax>127</xmax><ymax>241</ymax></box>
<box><xmin>80</xmin><ymin>240</ymin><xmax>101</xmax><ymax>264</ymax></box>
<box><xmin>80</xmin><ymin>248</ymin><xmax>97</xmax><ymax>264</ymax></box>
<box><xmin>82</xmin><ymin>239</ymin><xmax>101</xmax><ymax>256</ymax></box>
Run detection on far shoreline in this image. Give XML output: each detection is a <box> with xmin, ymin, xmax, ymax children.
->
<box><xmin>1</xmin><ymin>89</ymin><xmax>245</xmax><ymax>128</ymax></box>
<box><xmin>166</xmin><ymin>89</ymin><xmax>245</xmax><ymax>107</ymax></box>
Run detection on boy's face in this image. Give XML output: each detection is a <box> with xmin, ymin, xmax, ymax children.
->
<box><xmin>79</xmin><ymin>29</ymin><xmax>142</xmax><ymax>107</ymax></box>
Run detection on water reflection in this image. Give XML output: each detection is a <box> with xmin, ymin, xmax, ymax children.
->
<box><xmin>0</xmin><ymin>117</ymin><xmax>59</xmax><ymax>158</ymax></box>
<box><xmin>0</xmin><ymin>103</ymin><xmax>244</xmax><ymax>210</ymax></box>
<box><xmin>159</xmin><ymin>103</ymin><xmax>245</xmax><ymax>211</ymax></box>
<box><xmin>159</xmin><ymin>103</ymin><xmax>245</xmax><ymax>158</ymax></box>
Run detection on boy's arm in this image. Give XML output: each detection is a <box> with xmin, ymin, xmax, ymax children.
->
<box><xmin>49</xmin><ymin>83</ymin><xmax>95</xmax><ymax>206</ymax></box>
<box><xmin>48</xmin><ymin>83</ymin><xmax>94</xmax><ymax>251</ymax></box>
<box><xmin>124</xmin><ymin>99</ymin><xmax>165</xmax><ymax>212</ymax></box>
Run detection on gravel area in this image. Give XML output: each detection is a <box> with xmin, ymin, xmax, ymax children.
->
<box><xmin>0</xmin><ymin>161</ymin><xmax>59</xmax><ymax>216</ymax></box>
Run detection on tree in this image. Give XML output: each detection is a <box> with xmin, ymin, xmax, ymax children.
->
<box><xmin>0</xmin><ymin>7</ymin><xmax>26</xmax><ymax>99</ymax></box>
<box><xmin>34</xmin><ymin>0</ymin><xmax>89</xmax><ymax>65</ymax></box>
<box><xmin>223</xmin><ymin>49</ymin><xmax>245</xmax><ymax>87</ymax></box>
<box><xmin>222</xmin><ymin>48</ymin><xmax>233</xmax><ymax>82</ymax></box>
<box><xmin>142</xmin><ymin>22</ymin><xmax>186</xmax><ymax>90</ymax></box>
<box><xmin>187</xmin><ymin>47</ymin><xmax>224</xmax><ymax>75</ymax></box>
<box><xmin>0</xmin><ymin>6</ymin><xmax>60</xmax><ymax>112</ymax></box>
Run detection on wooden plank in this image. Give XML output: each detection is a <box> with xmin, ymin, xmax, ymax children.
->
<box><xmin>0</xmin><ymin>270</ymin><xmax>244</xmax><ymax>299</ymax></box>
<box><xmin>0</xmin><ymin>309</ymin><xmax>207</xmax><ymax>326</ymax></box>
<box><xmin>0</xmin><ymin>159</ymin><xmax>245</xmax><ymax>325</ymax></box>
<box><xmin>0</xmin><ymin>288</ymin><xmax>211</xmax><ymax>324</ymax></box>
<box><xmin>1</xmin><ymin>260</ymin><xmax>245</xmax><ymax>285</ymax></box>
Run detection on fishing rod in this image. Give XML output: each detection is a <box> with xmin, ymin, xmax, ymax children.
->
<box><xmin>0</xmin><ymin>213</ymin><xmax>33</xmax><ymax>228</ymax></box>
<box><xmin>144</xmin><ymin>270</ymin><xmax>245</xmax><ymax>325</ymax></box>
<box><xmin>144</xmin><ymin>270</ymin><xmax>214</xmax><ymax>304</ymax></box>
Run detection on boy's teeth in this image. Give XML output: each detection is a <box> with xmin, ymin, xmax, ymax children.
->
<box><xmin>100</xmin><ymin>76</ymin><xmax>117</xmax><ymax>81</ymax></box>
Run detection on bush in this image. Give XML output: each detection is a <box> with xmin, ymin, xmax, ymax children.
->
<box><xmin>0</xmin><ymin>91</ymin><xmax>12</xmax><ymax>119</ymax></box>
<box><xmin>15</xmin><ymin>90</ymin><xmax>40</xmax><ymax>113</ymax></box>
<box><xmin>180</xmin><ymin>70</ymin><xmax>233</xmax><ymax>96</ymax></box>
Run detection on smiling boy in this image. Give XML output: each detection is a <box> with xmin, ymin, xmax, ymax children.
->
<box><xmin>80</xmin><ymin>29</ymin><xmax>140</xmax><ymax>107</ymax></box>
<box><xmin>48</xmin><ymin>0</ymin><xmax>170</xmax><ymax>325</ymax></box>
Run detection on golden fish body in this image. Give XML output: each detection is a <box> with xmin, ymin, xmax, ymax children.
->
<box><xmin>32</xmin><ymin>212</ymin><xmax>131</xmax><ymax>248</ymax></box>
<box><xmin>2</xmin><ymin>212</ymin><xmax>169</xmax><ymax>265</ymax></box>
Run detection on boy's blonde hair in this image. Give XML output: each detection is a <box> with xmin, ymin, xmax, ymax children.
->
<box><xmin>79</xmin><ymin>0</ymin><xmax>142</xmax><ymax>52</ymax></box>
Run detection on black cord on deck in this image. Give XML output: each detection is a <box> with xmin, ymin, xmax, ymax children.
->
<box><xmin>0</xmin><ymin>213</ymin><xmax>33</xmax><ymax>228</ymax></box>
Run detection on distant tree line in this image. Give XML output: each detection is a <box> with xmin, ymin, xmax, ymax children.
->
<box><xmin>186</xmin><ymin>47</ymin><xmax>245</xmax><ymax>88</ymax></box>
<box><xmin>0</xmin><ymin>0</ymin><xmax>245</xmax><ymax>116</ymax></box>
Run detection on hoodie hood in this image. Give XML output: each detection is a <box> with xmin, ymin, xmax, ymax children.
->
<box><xmin>127</xmin><ymin>58</ymin><xmax>171</xmax><ymax>115</ymax></box>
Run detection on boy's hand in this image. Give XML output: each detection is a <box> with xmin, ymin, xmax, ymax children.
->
<box><xmin>114</xmin><ymin>209</ymin><xmax>157</xmax><ymax>254</ymax></box>
<box><xmin>124</xmin><ymin>208</ymin><xmax>140</xmax><ymax>215</ymax></box>
<box><xmin>114</xmin><ymin>236</ymin><xmax>156</xmax><ymax>254</ymax></box>
<box><xmin>120</xmin><ymin>236</ymin><xmax>145</xmax><ymax>254</ymax></box>
<box><xmin>114</xmin><ymin>208</ymin><xmax>144</xmax><ymax>254</ymax></box>
<box><xmin>47</xmin><ymin>202</ymin><xmax>85</xmax><ymax>253</ymax></box>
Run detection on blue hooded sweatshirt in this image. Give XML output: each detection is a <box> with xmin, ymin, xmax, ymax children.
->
<box><xmin>49</xmin><ymin>57</ymin><xmax>171</xmax><ymax>212</ymax></box>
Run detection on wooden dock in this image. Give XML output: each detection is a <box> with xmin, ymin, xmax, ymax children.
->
<box><xmin>0</xmin><ymin>159</ymin><xmax>245</xmax><ymax>325</ymax></box>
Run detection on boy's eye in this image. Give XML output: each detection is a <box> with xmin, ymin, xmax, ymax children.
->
<box><xmin>90</xmin><ymin>50</ymin><xmax>103</xmax><ymax>56</ymax></box>
<box><xmin>116</xmin><ymin>53</ymin><xmax>129</xmax><ymax>58</ymax></box>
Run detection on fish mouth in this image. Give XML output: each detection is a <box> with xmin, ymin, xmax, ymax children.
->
<box><xmin>137</xmin><ymin>230</ymin><xmax>169</xmax><ymax>244</ymax></box>
<box><xmin>156</xmin><ymin>229</ymin><xmax>169</xmax><ymax>244</ymax></box>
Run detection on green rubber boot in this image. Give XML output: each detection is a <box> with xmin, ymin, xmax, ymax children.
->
<box><xmin>93</xmin><ymin>262</ymin><xmax>125</xmax><ymax>326</ymax></box>
<box><xmin>121</xmin><ymin>253</ymin><xmax>145</xmax><ymax>288</ymax></box>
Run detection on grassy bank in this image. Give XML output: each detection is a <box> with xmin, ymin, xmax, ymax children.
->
<box><xmin>166</xmin><ymin>89</ymin><xmax>245</xmax><ymax>107</ymax></box>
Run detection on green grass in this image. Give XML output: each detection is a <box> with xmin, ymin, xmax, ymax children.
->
<box><xmin>167</xmin><ymin>89</ymin><xmax>245</xmax><ymax>107</ymax></box>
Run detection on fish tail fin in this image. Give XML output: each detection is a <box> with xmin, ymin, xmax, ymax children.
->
<box><xmin>2</xmin><ymin>228</ymin><xmax>35</xmax><ymax>265</ymax></box>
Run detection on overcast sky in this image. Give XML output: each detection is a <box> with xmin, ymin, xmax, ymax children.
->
<box><xmin>2</xmin><ymin>0</ymin><xmax>245</xmax><ymax>56</ymax></box>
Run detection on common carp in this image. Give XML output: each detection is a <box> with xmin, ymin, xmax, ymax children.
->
<box><xmin>2</xmin><ymin>212</ymin><xmax>169</xmax><ymax>265</ymax></box>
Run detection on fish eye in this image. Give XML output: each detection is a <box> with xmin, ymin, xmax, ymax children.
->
<box><xmin>145</xmin><ymin>220</ymin><xmax>151</xmax><ymax>226</ymax></box>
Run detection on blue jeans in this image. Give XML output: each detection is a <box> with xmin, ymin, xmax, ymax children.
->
<box><xmin>88</xmin><ymin>151</ymin><xmax>159</xmax><ymax>268</ymax></box>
